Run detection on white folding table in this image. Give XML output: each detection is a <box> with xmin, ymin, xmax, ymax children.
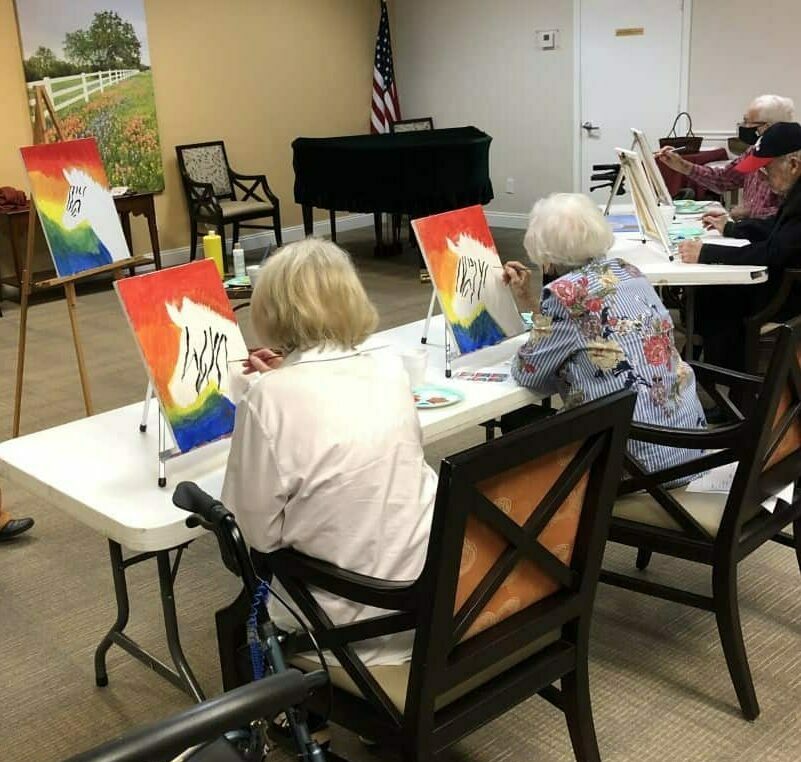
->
<box><xmin>610</xmin><ymin>233</ymin><xmax>767</xmax><ymax>358</ymax></box>
<box><xmin>0</xmin><ymin>315</ymin><xmax>540</xmax><ymax>701</ymax></box>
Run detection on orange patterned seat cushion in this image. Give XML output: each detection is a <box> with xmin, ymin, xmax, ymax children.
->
<box><xmin>456</xmin><ymin>442</ymin><xmax>589</xmax><ymax>641</ymax></box>
<box><xmin>764</xmin><ymin>383</ymin><xmax>801</xmax><ymax>471</ymax></box>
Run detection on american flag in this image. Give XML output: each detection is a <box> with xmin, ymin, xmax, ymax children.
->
<box><xmin>370</xmin><ymin>0</ymin><xmax>400</xmax><ymax>134</ymax></box>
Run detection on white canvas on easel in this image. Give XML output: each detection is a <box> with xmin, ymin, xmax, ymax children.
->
<box><xmin>631</xmin><ymin>128</ymin><xmax>674</xmax><ymax>208</ymax></box>
<box><xmin>616</xmin><ymin>148</ymin><xmax>673</xmax><ymax>258</ymax></box>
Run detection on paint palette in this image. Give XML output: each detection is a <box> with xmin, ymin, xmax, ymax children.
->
<box><xmin>673</xmin><ymin>200</ymin><xmax>712</xmax><ymax>215</ymax></box>
<box><xmin>413</xmin><ymin>385</ymin><xmax>465</xmax><ymax>409</ymax></box>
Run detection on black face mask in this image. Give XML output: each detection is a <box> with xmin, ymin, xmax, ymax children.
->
<box><xmin>738</xmin><ymin>125</ymin><xmax>760</xmax><ymax>145</ymax></box>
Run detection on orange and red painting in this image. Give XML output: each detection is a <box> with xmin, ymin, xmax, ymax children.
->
<box><xmin>412</xmin><ymin>205</ymin><xmax>524</xmax><ymax>354</ymax></box>
<box><xmin>115</xmin><ymin>260</ymin><xmax>248</xmax><ymax>452</ymax></box>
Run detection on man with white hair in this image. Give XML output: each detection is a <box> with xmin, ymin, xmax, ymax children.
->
<box><xmin>658</xmin><ymin>94</ymin><xmax>795</xmax><ymax>219</ymax></box>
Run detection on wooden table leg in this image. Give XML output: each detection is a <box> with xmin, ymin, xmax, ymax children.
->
<box><xmin>142</xmin><ymin>196</ymin><xmax>163</xmax><ymax>270</ymax></box>
<box><xmin>120</xmin><ymin>211</ymin><xmax>135</xmax><ymax>277</ymax></box>
<box><xmin>6</xmin><ymin>214</ymin><xmax>23</xmax><ymax>287</ymax></box>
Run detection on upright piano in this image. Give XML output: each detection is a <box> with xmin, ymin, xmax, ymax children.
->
<box><xmin>292</xmin><ymin>126</ymin><xmax>494</xmax><ymax>251</ymax></box>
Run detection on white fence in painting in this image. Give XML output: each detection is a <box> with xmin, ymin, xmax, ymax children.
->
<box><xmin>27</xmin><ymin>69</ymin><xmax>139</xmax><ymax>112</ymax></box>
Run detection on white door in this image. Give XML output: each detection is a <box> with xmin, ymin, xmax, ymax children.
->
<box><xmin>579</xmin><ymin>0</ymin><xmax>690</xmax><ymax>200</ymax></box>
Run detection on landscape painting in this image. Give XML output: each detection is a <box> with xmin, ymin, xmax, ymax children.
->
<box><xmin>115</xmin><ymin>259</ymin><xmax>249</xmax><ymax>453</ymax></box>
<box><xmin>20</xmin><ymin>137</ymin><xmax>131</xmax><ymax>277</ymax></box>
<box><xmin>413</xmin><ymin>205</ymin><xmax>525</xmax><ymax>354</ymax></box>
<box><xmin>15</xmin><ymin>0</ymin><xmax>164</xmax><ymax>192</ymax></box>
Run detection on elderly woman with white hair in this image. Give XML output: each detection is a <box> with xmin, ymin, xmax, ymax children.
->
<box><xmin>503</xmin><ymin>193</ymin><xmax>706</xmax><ymax>479</ymax></box>
<box><xmin>658</xmin><ymin>94</ymin><xmax>795</xmax><ymax>220</ymax></box>
<box><xmin>221</xmin><ymin>238</ymin><xmax>437</xmax><ymax>666</ymax></box>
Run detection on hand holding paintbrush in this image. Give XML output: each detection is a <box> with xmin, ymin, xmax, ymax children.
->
<box><xmin>229</xmin><ymin>347</ymin><xmax>284</xmax><ymax>374</ymax></box>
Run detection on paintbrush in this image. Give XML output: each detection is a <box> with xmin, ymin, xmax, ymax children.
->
<box><xmin>492</xmin><ymin>264</ymin><xmax>532</xmax><ymax>271</ymax></box>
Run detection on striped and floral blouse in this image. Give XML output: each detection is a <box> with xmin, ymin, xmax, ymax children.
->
<box><xmin>512</xmin><ymin>258</ymin><xmax>706</xmax><ymax>480</ymax></box>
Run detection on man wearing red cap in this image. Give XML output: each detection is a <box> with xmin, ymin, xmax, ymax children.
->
<box><xmin>678</xmin><ymin>122</ymin><xmax>801</xmax><ymax>370</ymax></box>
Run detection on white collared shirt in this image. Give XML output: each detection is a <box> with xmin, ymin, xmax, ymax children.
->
<box><xmin>221</xmin><ymin>346</ymin><xmax>438</xmax><ymax>665</ymax></box>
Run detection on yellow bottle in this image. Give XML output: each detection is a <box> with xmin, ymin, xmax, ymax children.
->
<box><xmin>202</xmin><ymin>229</ymin><xmax>224</xmax><ymax>277</ymax></box>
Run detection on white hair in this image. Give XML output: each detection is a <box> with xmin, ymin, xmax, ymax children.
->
<box><xmin>523</xmin><ymin>193</ymin><xmax>615</xmax><ymax>269</ymax></box>
<box><xmin>749</xmin><ymin>94</ymin><xmax>796</xmax><ymax>123</ymax></box>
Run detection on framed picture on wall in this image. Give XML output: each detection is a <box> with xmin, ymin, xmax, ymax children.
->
<box><xmin>13</xmin><ymin>0</ymin><xmax>165</xmax><ymax>193</ymax></box>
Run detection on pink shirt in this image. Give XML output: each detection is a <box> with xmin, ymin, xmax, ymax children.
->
<box><xmin>688</xmin><ymin>146</ymin><xmax>781</xmax><ymax>219</ymax></box>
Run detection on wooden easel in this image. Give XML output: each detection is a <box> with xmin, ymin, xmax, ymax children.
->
<box><xmin>12</xmin><ymin>86</ymin><xmax>149</xmax><ymax>437</ymax></box>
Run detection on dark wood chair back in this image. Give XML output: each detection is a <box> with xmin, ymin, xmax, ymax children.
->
<box><xmin>720</xmin><ymin>319</ymin><xmax>801</xmax><ymax>540</ymax></box>
<box><xmin>175</xmin><ymin>140</ymin><xmax>234</xmax><ymax>199</ymax></box>
<box><xmin>260</xmin><ymin>390</ymin><xmax>634</xmax><ymax>756</ymax></box>
<box><xmin>402</xmin><ymin>390</ymin><xmax>633</xmax><ymax>728</ymax></box>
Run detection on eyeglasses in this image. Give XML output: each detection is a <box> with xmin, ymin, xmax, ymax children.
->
<box><xmin>739</xmin><ymin>120</ymin><xmax>768</xmax><ymax>128</ymax></box>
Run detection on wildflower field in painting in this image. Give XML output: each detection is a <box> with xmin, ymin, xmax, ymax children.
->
<box><xmin>44</xmin><ymin>72</ymin><xmax>163</xmax><ymax>192</ymax></box>
<box><xmin>16</xmin><ymin>3</ymin><xmax>165</xmax><ymax>192</ymax></box>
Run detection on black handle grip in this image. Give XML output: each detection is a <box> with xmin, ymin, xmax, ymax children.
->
<box><xmin>172</xmin><ymin>482</ymin><xmax>229</xmax><ymax>527</ymax></box>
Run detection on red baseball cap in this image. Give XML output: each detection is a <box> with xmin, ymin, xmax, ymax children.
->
<box><xmin>736</xmin><ymin>122</ymin><xmax>801</xmax><ymax>173</ymax></box>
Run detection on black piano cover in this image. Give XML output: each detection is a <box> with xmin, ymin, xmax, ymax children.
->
<box><xmin>292</xmin><ymin>126</ymin><xmax>493</xmax><ymax>217</ymax></box>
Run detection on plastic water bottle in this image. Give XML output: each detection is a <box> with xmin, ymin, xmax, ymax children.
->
<box><xmin>233</xmin><ymin>243</ymin><xmax>246</xmax><ymax>278</ymax></box>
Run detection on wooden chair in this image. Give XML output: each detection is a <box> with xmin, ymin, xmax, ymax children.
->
<box><xmin>218</xmin><ymin>390</ymin><xmax>635</xmax><ymax>762</ymax></box>
<box><xmin>175</xmin><ymin>141</ymin><xmax>282</xmax><ymax>269</ymax></box>
<box><xmin>602</xmin><ymin>317</ymin><xmax>801</xmax><ymax>720</ymax></box>
<box><xmin>744</xmin><ymin>269</ymin><xmax>801</xmax><ymax>373</ymax></box>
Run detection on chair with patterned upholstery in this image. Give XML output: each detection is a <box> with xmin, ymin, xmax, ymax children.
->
<box><xmin>603</xmin><ymin>316</ymin><xmax>801</xmax><ymax>721</ymax></box>
<box><xmin>216</xmin><ymin>389</ymin><xmax>635</xmax><ymax>762</ymax></box>
<box><xmin>175</xmin><ymin>141</ymin><xmax>282</xmax><ymax>270</ymax></box>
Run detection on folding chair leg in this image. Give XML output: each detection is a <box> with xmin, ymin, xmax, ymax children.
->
<box><xmin>712</xmin><ymin>563</ymin><xmax>759</xmax><ymax>720</ymax></box>
<box><xmin>562</xmin><ymin>664</ymin><xmax>601</xmax><ymax>762</ymax></box>
<box><xmin>635</xmin><ymin>548</ymin><xmax>652</xmax><ymax>571</ymax></box>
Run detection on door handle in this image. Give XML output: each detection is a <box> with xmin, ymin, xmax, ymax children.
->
<box><xmin>582</xmin><ymin>121</ymin><xmax>600</xmax><ymax>132</ymax></box>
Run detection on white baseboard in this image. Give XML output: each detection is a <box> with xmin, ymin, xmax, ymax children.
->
<box><xmin>156</xmin><ymin>213</ymin><xmax>374</xmax><ymax>268</ymax></box>
<box><xmin>141</xmin><ymin>210</ymin><xmax>528</xmax><ymax>270</ymax></box>
<box><xmin>485</xmin><ymin>211</ymin><xmax>529</xmax><ymax>230</ymax></box>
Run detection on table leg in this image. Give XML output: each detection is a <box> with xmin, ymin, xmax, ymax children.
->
<box><xmin>120</xmin><ymin>212</ymin><xmax>135</xmax><ymax>277</ymax></box>
<box><xmin>94</xmin><ymin>541</ymin><xmax>130</xmax><ymax>687</ymax></box>
<box><xmin>685</xmin><ymin>287</ymin><xmax>695</xmax><ymax>361</ymax></box>
<box><xmin>302</xmin><ymin>205</ymin><xmax>314</xmax><ymax>237</ymax></box>
<box><xmin>146</xmin><ymin>199</ymin><xmax>163</xmax><ymax>270</ymax></box>
<box><xmin>329</xmin><ymin>209</ymin><xmax>337</xmax><ymax>243</ymax></box>
<box><xmin>7</xmin><ymin>215</ymin><xmax>23</xmax><ymax>287</ymax></box>
<box><xmin>157</xmin><ymin>549</ymin><xmax>205</xmax><ymax>703</ymax></box>
<box><xmin>94</xmin><ymin>540</ymin><xmax>205</xmax><ymax>702</ymax></box>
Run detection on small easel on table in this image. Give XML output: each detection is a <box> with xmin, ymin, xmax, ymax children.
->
<box><xmin>12</xmin><ymin>86</ymin><xmax>149</xmax><ymax>437</ymax></box>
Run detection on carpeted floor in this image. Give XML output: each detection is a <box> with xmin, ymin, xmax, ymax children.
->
<box><xmin>1</xmin><ymin>227</ymin><xmax>800</xmax><ymax>762</ymax></box>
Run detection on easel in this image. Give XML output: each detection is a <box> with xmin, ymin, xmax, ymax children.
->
<box><xmin>12</xmin><ymin>86</ymin><xmax>149</xmax><ymax>437</ymax></box>
<box><xmin>420</xmin><ymin>287</ymin><xmax>453</xmax><ymax>378</ymax></box>
<box><xmin>139</xmin><ymin>381</ymin><xmax>176</xmax><ymax>488</ymax></box>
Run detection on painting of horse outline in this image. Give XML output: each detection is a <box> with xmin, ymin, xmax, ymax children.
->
<box><xmin>115</xmin><ymin>259</ymin><xmax>248</xmax><ymax>453</ymax></box>
<box><xmin>20</xmin><ymin>137</ymin><xmax>130</xmax><ymax>278</ymax></box>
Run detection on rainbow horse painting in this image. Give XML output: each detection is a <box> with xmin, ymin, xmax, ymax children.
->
<box><xmin>413</xmin><ymin>205</ymin><xmax>525</xmax><ymax>354</ymax></box>
<box><xmin>115</xmin><ymin>260</ymin><xmax>249</xmax><ymax>453</ymax></box>
<box><xmin>20</xmin><ymin>137</ymin><xmax>130</xmax><ymax>277</ymax></box>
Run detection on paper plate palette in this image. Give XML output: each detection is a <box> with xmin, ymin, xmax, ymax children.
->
<box><xmin>413</xmin><ymin>385</ymin><xmax>465</xmax><ymax>409</ymax></box>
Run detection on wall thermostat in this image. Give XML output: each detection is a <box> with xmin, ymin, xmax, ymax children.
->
<box><xmin>536</xmin><ymin>29</ymin><xmax>557</xmax><ymax>50</ymax></box>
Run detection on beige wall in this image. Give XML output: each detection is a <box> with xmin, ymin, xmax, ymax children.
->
<box><xmin>688</xmin><ymin>0</ymin><xmax>801</xmax><ymax>131</ymax></box>
<box><xmin>0</xmin><ymin>0</ymin><xmax>379</xmax><ymax>258</ymax></box>
<box><xmin>392</xmin><ymin>0</ymin><xmax>575</xmax><ymax>218</ymax></box>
